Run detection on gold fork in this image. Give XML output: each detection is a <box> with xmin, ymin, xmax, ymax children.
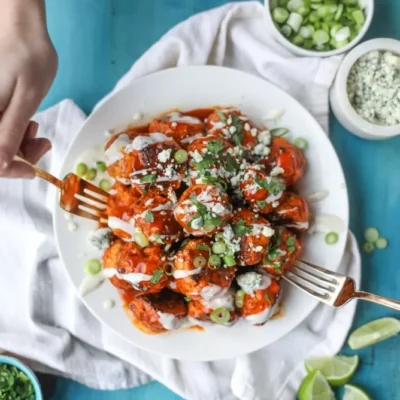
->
<box><xmin>284</xmin><ymin>259</ymin><xmax>400</xmax><ymax>311</ymax></box>
<box><xmin>15</xmin><ymin>155</ymin><xmax>109</xmax><ymax>222</ymax></box>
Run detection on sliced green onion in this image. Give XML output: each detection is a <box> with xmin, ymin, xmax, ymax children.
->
<box><xmin>134</xmin><ymin>232</ymin><xmax>149</xmax><ymax>248</ymax></box>
<box><xmin>150</xmin><ymin>269</ymin><xmax>164</xmax><ymax>284</ymax></box>
<box><xmin>299</xmin><ymin>26</ymin><xmax>312</xmax><ymax>38</ymax></box>
<box><xmin>294</xmin><ymin>137</ymin><xmax>308</xmax><ymax>150</ymax></box>
<box><xmin>270</xmin><ymin>127</ymin><xmax>289</xmax><ymax>137</ymax></box>
<box><xmin>96</xmin><ymin>161</ymin><xmax>106</xmax><ymax>172</ymax></box>
<box><xmin>292</xmin><ymin>35</ymin><xmax>304</xmax><ymax>45</ymax></box>
<box><xmin>330</xmin><ymin>24</ymin><xmax>342</xmax><ymax>38</ymax></box>
<box><xmin>174</xmin><ymin>149</ymin><xmax>188</xmax><ymax>164</ymax></box>
<box><xmin>335</xmin><ymin>26</ymin><xmax>350</xmax><ymax>42</ymax></box>
<box><xmin>376</xmin><ymin>238</ymin><xmax>388</xmax><ymax>250</ymax></box>
<box><xmin>317</xmin><ymin>5</ymin><xmax>329</xmax><ymax>17</ymax></box>
<box><xmin>235</xmin><ymin>290</ymin><xmax>245</xmax><ymax>308</ymax></box>
<box><xmin>86</xmin><ymin>168</ymin><xmax>97</xmax><ymax>181</ymax></box>
<box><xmin>287</xmin><ymin>12</ymin><xmax>303</xmax><ymax>32</ymax></box>
<box><xmin>273</xmin><ymin>7</ymin><xmax>290</xmax><ymax>23</ymax></box>
<box><xmin>287</xmin><ymin>0</ymin><xmax>304</xmax><ymax>12</ymax></box>
<box><xmin>308</xmin><ymin>11</ymin><xmax>319</xmax><ymax>23</ymax></box>
<box><xmin>196</xmin><ymin>244</ymin><xmax>211</xmax><ymax>253</ymax></box>
<box><xmin>76</xmin><ymin>162</ymin><xmax>88</xmax><ymax>177</ymax></box>
<box><xmin>313</xmin><ymin>30</ymin><xmax>329</xmax><ymax>45</ymax></box>
<box><xmin>325</xmin><ymin>232</ymin><xmax>339</xmax><ymax>245</ymax></box>
<box><xmin>99</xmin><ymin>179</ymin><xmax>112</xmax><ymax>192</ymax></box>
<box><xmin>334</xmin><ymin>3</ymin><xmax>344</xmax><ymax>20</ymax></box>
<box><xmin>84</xmin><ymin>259</ymin><xmax>102</xmax><ymax>275</ymax></box>
<box><xmin>144</xmin><ymin>210</ymin><xmax>154</xmax><ymax>223</ymax></box>
<box><xmin>362</xmin><ymin>242</ymin><xmax>375</xmax><ymax>254</ymax></box>
<box><xmin>297</xmin><ymin>5</ymin><xmax>309</xmax><ymax>16</ymax></box>
<box><xmin>209</xmin><ymin>254</ymin><xmax>222</xmax><ymax>267</ymax></box>
<box><xmin>352</xmin><ymin>9</ymin><xmax>365</xmax><ymax>26</ymax></box>
<box><xmin>212</xmin><ymin>241</ymin><xmax>227</xmax><ymax>254</ymax></box>
<box><xmin>214</xmin><ymin>233</ymin><xmax>225</xmax><ymax>241</ymax></box>
<box><xmin>281</xmin><ymin>24</ymin><xmax>292</xmax><ymax>37</ymax></box>
<box><xmin>194</xmin><ymin>255</ymin><xmax>207</xmax><ymax>269</ymax></box>
<box><xmin>223</xmin><ymin>254</ymin><xmax>236</xmax><ymax>267</ymax></box>
<box><xmin>184</xmin><ymin>296</ymin><xmax>192</xmax><ymax>302</ymax></box>
<box><xmin>364</xmin><ymin>227</ymin><xmax>379</xmax><ymax>243</ymax></box>
<box><xmin>210</xmin><ymin>307</ymin><xmax>231</xmax><ymax>324</ymax></box>
<box><xmin>163</xmin><ymin>262</ymin><xmax>174</xmax><ymax>276</ymax></box>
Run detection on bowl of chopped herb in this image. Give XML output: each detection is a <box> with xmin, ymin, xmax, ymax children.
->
<box><xmin>0</xmin><ymin>356</ymin><xmax>42</xmax><ymax>400</ymax></box>
<box><xmin>264</xmin><ymin>0</ymin><xmax>374</xmax><ymax>57</ymax></box>
<box><xmin>330</xmin><ymin>38</ymin><xmax>400</xmax><ymax>139</ymax></box>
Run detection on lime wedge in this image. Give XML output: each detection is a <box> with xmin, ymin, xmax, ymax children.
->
<box><xmin>298</xmin><ymin>370</ymin><xmax>336</xmax><ymax>400</ymax></box>
<box><xmin>348</xmin><ymin>317</ymin><xmax>400</xmax><ymax>350</ymax></box>
<box><xmin>343</xmin><ymin>384</ymin><xmax>372</xmax><ymax>400</ymax></box>
<box><xmin>305</xmin><ymin>355</ymin><xmax>359</xmax><ymax>386</ymax></box>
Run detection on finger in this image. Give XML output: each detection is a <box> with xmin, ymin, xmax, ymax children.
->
<box><xmin>0</xmin><ymin>161</ymin><xmax>35</xmax><ymax>179</ymax></box>
<box><xmin>20</xmin><ymin>137</ymin><xmax>51</xmax><ymax>165</ymax></box>
<box><xmin>24</xmin><ymin>121</ymin><xmax>39</xmax><ymax>140</ymax></box>
<box><xmin>0</xmin><ymin>80</ymin><xmax>42</xmax><ymax>171</ymax></box>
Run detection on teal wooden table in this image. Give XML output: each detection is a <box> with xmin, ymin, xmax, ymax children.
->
<box><xmin>44</xmin><ymin>1</ymin><xmax>400</xmax><ymax>399</ymax></box>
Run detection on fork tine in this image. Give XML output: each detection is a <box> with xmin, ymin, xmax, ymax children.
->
<box><xmin>290</xmin><ymin>266</ymin><xmax>336</xmax><ymax>292</ymax></box>
<box><xmin>75</xmin><ymin>200</ymin><xmax>107</xmax><ymax>218</ymax></box>
<box><xmin>283</xmin><ymin>274</ymin><xmax>330</xmax><ymax>300</ymax></box>
<box><xmin>297</xmin><ymin>259</ymin><xmax>343</xmax><ymax>279</ymax></box>
<box><xmin>79</xmin><ymin>191</ymin><xmax>108</xmax><ymax>206</ymax></box>
<box><xmin>294</xmin><ymin>262</ymin><xmax>338</xmax><ymax>285</ymax></box>
<box><xmin>75</xmin><ymin>193</ymin><xmax>107</xmax><ymax>211</ymax></box>
<box><xmin>73</xmin><ymin>208</ymin><xmax>102</xmax><ymax>221</ymax></box>
<box><xmin>82</xmin><ymin>182</ymin><xmax>109</xmax><ymax>201</ymax></box>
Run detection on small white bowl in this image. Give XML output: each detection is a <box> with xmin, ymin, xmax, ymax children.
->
<box><xmin>264</xmin><ymin>0</ymin><xmax>374</xmax><ymax>57</ymax></box>
<box><xmin>330</xmin><ymin>38</ymin><xmax>400</xmax><ymax>140</ymax></box>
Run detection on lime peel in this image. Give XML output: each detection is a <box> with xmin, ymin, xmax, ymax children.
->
<box><xmin>343</xmin><ymin>384</ymin><xmax>372</xmax><ymax>400</ymax></box>
<box><xmin>298</xmin><ymin>370</ymin><xmax>335</xmax><ymax>400</ymax></box>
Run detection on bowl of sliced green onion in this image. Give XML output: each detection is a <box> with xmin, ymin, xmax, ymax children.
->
<box><xmin>265</xmin><ymin>0</ymin><xmax>374</xmax><ymax>56</ymax></box>
<box><xmin>0</xmin><ymin>356</ymin><xmax>42</xmax><ymax>400</ymax></box>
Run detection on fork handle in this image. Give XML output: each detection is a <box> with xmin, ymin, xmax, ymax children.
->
<box><xmin>354</xmin><ymin>291</ymin><xmax>400</xmax><ymax>311</ymax></box>
<box><xmin>14</xmin><ymin>155</ymin><xmax>63</xmax><ymax>189</ymax></box>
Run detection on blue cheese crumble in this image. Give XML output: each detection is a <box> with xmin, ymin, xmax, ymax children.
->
<box><xmin>89</xmin><ymin>228</ymin><xmax>114</xmax><ymax>250</ymax></box>
<box><xmin>347</xmin><ymin>50</ymin><xmax>400</xmax><ymax>126</ymax></box>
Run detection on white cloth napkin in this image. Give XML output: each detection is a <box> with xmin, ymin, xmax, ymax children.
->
<box><xmin>0</xmin><ymin>2</ymin><xmax>361</xmax><ymax>399</ymax></box>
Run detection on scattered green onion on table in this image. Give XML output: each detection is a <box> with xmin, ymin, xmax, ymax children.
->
<box><xmin>270</xmin><ymin>0</ymin><xmax>366</xmax><ymax>52</ymax></box>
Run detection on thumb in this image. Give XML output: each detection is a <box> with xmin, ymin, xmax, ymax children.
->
<box><xmin>0</xmin><ymin>81</ymin><xmax>40</xmax><ymax>171</ymax></box>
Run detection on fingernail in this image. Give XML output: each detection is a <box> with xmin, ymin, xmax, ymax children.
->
<box><xmin>29</xmin><ymin>121</ymin><xmax>39</xmax><ymax>137</ymax></box>
<box><xmin>0</xmin><ymin>152</ymin><xmax>9</xmax><ymax>171</ymax></box>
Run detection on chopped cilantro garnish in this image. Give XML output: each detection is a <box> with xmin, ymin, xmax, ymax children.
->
<box><xmin>232</xmin><ymin>219</ymin><xmax>252</xmax><ymax>237</ymax></box>
<box><xmin>204</xmin><ymin>217</ymin><xmax>222</xmax><ymax>227</ymax></box>
<box><xmin>144</xmin><ymin>210</ymin><xmax>154</xmax><ymax>223</ymax></box>
<box><xmin>201</xmin><ymin>174</ymin><xmax>228</xmax><ymax>190</ymax></box>
<box><xmin>207</xmin><ymin>140</ymin><xmax>224</xmax><ymax>154</ymax></box>
<box><xmin>224</xmin><ymin>153</ymin><xmax>240</xmax><ymax>173</ymax></box>
<box><xmin>184</xmin><ymin>296</ymin><xmax>192</xmax><ymax>302</ymax></box>
<box><xmin>215</xmin><ymin>109</ymin><xmax>227</xmax><ymax>123</ymax></box>
<box><xmin>230</xmin><ymin>113</ymin><xmax>245</xmax><ymax>147</ymax></box>
<box><xmin>190</xmin><ymin>196</ymin><xmax>208</xmax><ymax>215</ymax></box>
<box><xmin>140</xmin><ymin>173</ymin><xmax>157</xmax><ymax>184</ymax></box>
<box><xmin>150</xmin><ymin>269</ymin><xmax>164</xmax><ymax>284</ymax></box>
<box><xmin>267</xmin><ymin>248</ymin><xmax>281</xmax><ymax>261</ymax></box>
<box><xmin>274</xmin><ymin>262</ymin><xmax>283</xmax><ymax>274</ymax></box>
<box><xmin>254</xmin><ymin>176</ymin><xmax>286</xmax><ymax>196</ymax></box>
<box><xmin>193</xmin><ymin>153</ymin><xmax>215</xmax><ymax>171</ymax></box>
<box><xmin>256</xmin><ymin>200</ymin><xmax>266</xmax><ymax>209</ymax></box>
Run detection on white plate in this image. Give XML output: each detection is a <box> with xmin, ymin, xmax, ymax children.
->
<box><xmin>54</xmin><ymin>66</ymin><xmax>349</xmax><ymax>361</ymax></box>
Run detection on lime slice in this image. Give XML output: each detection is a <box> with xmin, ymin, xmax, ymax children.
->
<box><xmin>348</xmin><ymin>317</ymin><xmax>400</xmax><ymax>350</ymax></box>
<box><xmin>298</xmin><ymin>370</ymin><xmax>335</xmax><ymax>400</ymax></box>
<box><xmin>343</xmin><ymin>384</ymin><xmax>372</xmax><ymax>400</ymax></box>
<box><xmin>305</xmin><ymin>355</ymin><xmax>359</xmax><ymax>386</ymax></box>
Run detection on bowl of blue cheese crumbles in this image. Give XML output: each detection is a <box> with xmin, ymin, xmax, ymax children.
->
<box><xmin>330</xmin><ymin>38</ymin><xmax>400</xmax><ymax>139</ymax></box>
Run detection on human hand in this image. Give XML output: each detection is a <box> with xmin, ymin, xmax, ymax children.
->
<box><xmin>0</xmin><ymin>0</ymin><xmax>58</xmax><ymax>178</ymax></box>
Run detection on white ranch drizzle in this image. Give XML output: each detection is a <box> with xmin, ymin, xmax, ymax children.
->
<box><xmin>308</xmin><ymin>214</ymin><xmax>345</xmax><ymax>234</ymax></box>
<box><xmin>306</xmin><ymin>190</ymin><xmax>330</xmax><ymax>203</ymax></box>
<box><xmin>125</xmin><ymin>132</ymin><xmax>172</xmax><ymax>153</ymax></box>
<box><xmin>180</xmin><ymin>133</ymin><xmax>204</xmax><ymax>144</ymax></box>
<box><xmin>103</xmin><ymin>268</ymin><xmax>153</xmax><ymax>285</ymax></box>
<box><xmin>79</xmin><ymin>270</ymin><xmax>106</xmax><ymax>297</ymax></box>
<box><xmin>105</xmin><ymin>134</ymin><xmax>130</xmax><ymax>166</ymax></box>
<box><xmin>164</xmin><ymin>112</ymin><xmax>202</xmax><ymax>125</ymax></box>
<box><xmin>108</xmin><ymin>216</ymin><xmax>136</xmax><ymax>241</ymax></box>
<box><xmin>173</xmin><ymin>267</ymin><xmax>203</xmax><ymax>279</ymax></box>
<box><xmin>157</xmin><ymin>311</ymin><xmax>184</xmax><ymax>330</ymax></box>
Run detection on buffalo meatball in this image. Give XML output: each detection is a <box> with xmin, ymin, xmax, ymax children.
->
<box><xmin>206</xmin><ymin>108</ymin><xmax>257</xmax><ymax>151</ymax></box>
<box><xmin>103</xmin><ymin>240</ymin><xmax>168</xmax><ymax>294</ymax></box>
<box><xmin>149</xmin><ymin>112</ymin><xmax>205</xmax><ymax>146</ymax></box>
<box><xmin>174</xmin><ymin>184</ymin><xmax>233</xmax><ymax>236</ymax></box>
<box><xmin>236</xmin><ymin>270</ymin><xmax>281</xmax><ymax>325</ymax></box>
<box><xmin>173</xmin><ymin>239</ymin><xmax>236</xmax><ymax>300</ymax></box>
<box><xmin>269</xmin><ymin>192</ymin><xmax>310</xmax><ymax>232</ymax></box>
<box><xmin>133</xmin><ymin>188</ymin><xmax>183</xmax><ymax>244</ymax></box>
<box><xmin>231</xmin><ymin>208</ymin><xmax>274</xmax><ymax>266</ymax></box>
<box><xmin>188</xmin><ymin>289</ymin><xmax>238</xmax><ymax>326</ymax></box>
<box><xmin>105</xmin><ymin>132</ymin><xmax>186</xmax><ymax>193</ymax></box>
<box><xmin>106</xmin><ymin>183</ymin><xmax>141</xmax><ymax>240</ymax></box>
<box><xmin>186</xmin><ymin>135</ymin><xmax>241</xmax><ymax>187</ymax></box>
<box><xmin>126</xmin><ymin>290</ymin><xmax>188</xmax><ymax>334</ymax></box>
<box><xmin>261</xmin><ymin>227</ymin><xmax>303</xmax><ymax>276</ymax></box>
<box><xmin>260</xmin><ymin>137</ymin><xmax>306</xmax><ymax>186</ymax></box>
<box><xmin>240</xmin><ymin>165</ymin><xmax>287</xmax><ymax>214</ymax></box>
